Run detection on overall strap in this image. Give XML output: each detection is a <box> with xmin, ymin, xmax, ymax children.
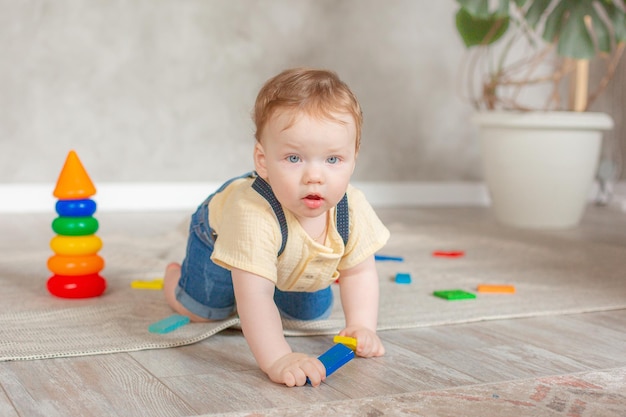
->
<box><xmin>336</xmin><ymin>194</ymin><xmax>349</xmax><ymax>245</ymax></box>
<box><xmin>251</xmin><ymin>175</ymin><xmax>350</xmax><ymax>256</ymax></box>
<box><xmin>251</xmin><ymin>175</ymin><xmax>288</xmax><ymax>257</ymax></box>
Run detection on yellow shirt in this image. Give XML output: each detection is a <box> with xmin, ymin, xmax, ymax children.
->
<box><xmin>209</xmin><ymin>176</ymin><xmax>390</xmax><ymax>292</ymax></box>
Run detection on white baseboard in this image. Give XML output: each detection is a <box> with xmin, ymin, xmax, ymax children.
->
<box><xmin>1</xmin><ymin>181</ymin><xmax>623</xmax><ymax>213</ymax></box>
<box><xmin>0</xmin><ymin>182</ymin><xmax>490</xmax><ymax>213</ymax></box>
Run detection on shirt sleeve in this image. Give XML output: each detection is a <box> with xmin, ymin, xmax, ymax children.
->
<box><xmin>210</xmin><ymin>191</ymin><xmax>281</xmax><ymax>284</ymax></box>
<box><xmin>338</xmin><ymin>186</ymin><xmax>390</xmax><ymax>271</ymax></box>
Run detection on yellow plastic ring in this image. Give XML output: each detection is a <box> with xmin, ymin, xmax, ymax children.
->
<box><xmin>50</xmin><ymin>235</ymin><xmax>102</xmax><ymax>256</ymax></box>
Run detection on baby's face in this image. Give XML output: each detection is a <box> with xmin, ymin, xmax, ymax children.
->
<box><xmin>254</xmin><ymin>110</ymin><xmax>357</xmax><ymax>222</ymax></box>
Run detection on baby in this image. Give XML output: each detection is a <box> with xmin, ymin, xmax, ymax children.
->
<box><xmin>163</xmin><ymin>68</ymin><xmax>390</xmax><ymax>387</ymax></box>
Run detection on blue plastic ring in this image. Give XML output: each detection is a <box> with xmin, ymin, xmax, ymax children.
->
<box><xmin>55</xmin><ymin>199</ymin><xmax>97</xmax><ymax>217</ymax></box>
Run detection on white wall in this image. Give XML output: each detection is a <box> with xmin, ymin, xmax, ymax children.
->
<box><xmin>0</xmin><ymin>0</ymin><xmax>623</xmax><ymax>191</ymax></box>
<box><xmin>0</xmin><ymin>0</ymin><xmax>481</xmax><ymax>184</ymax></box>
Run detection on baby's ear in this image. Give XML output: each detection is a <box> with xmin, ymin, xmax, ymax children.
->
<box><xmin>253</xmin><ymin>142</ymin><xmax>268</xmax><ymax>178</ymax></box>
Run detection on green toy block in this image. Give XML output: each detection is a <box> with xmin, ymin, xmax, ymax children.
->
<box><xmin>433</xmin><ymin>289</ymin><xmax>476</xmax><ymax>300</ymax></box>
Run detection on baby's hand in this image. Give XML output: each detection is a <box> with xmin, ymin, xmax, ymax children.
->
<box><xmin>340</xmin><ymin>327</ymin><xmax>385</xmax><ymax>358</ymax></box>
<box><xmin>266</xmin><ymin>352</ymin><xmax>326</xmax><ymax>387</ymax></box>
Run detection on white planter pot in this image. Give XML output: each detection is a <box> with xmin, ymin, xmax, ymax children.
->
<box><xmin>473</xmin><ymin>111</ymin><xmax>614</xmax><ymax>229</ymax></box>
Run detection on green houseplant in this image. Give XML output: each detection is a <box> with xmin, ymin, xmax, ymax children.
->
<box><xmin>455</xmin><ymin>0</ymin><xmax>626</xmax><ymax>229</ymax></box>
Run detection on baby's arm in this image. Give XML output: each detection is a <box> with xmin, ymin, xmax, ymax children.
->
<box><xmin>338</xmin><ymin>255</ymin><xmax>386</xmax><ymax>357</ymax></box>
<box><xmin>231</xmin><ymin>267</ymin><xmax>326</xmax><ymax>387</ymax></box>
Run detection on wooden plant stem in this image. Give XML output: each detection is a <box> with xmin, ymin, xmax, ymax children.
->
<box><xmin>569</xmin><ymin>58</ymin><xmax>589</xmax><ymax>112</ymax></box>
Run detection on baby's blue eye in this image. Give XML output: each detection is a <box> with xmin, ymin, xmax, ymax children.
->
<box><xmin>288</xmin><ymin>155</ymin><xmax>300</xmax><ymax>163</ymax></box>
<box><xmin>327</xmin><ymin>156</ymin><xmax>339</xmax><ymax>164</ymax></box>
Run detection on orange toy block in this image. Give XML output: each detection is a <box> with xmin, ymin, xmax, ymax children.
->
<box><xmin>477</xmin><ymin>284</ymin><xmax>516</xmax><ymax>294</ymax></box>
<box><xmin>53</xmin><ymin>150</ymin><xmax>97</xmax><ymax>199</ymax></box>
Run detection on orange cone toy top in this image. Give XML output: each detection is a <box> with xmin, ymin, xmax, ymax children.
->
<box><xmin>53</xmin><ymin>151</ymin><xmax>97</xmax><ymax>199</ymax></box>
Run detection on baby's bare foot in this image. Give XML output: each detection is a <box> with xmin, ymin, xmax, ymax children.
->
<box><xmin>163</xmin><ymin>262</ymin><xmax>213</xmax><ymax>322</ymax></box>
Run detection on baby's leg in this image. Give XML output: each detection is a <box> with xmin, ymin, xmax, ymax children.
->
<box><xmin>163</xmin><ymin>262</ymin><xmax>214</xmax><ymax>322</ymax></box>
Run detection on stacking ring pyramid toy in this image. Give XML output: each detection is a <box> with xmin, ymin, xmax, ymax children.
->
<box><xmin>47</xmin><ymin>150</ymin><xmax>107</xmax><ymax>298</ymax></box>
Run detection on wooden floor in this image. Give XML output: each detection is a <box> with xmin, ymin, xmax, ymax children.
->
<box><xmin>0</xmin><ymin>205</ymin><xmax>625</xmax><ymax>416</ymax></box>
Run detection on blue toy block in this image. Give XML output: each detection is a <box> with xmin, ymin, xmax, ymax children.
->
<box><xmin>319</xmin><ymin>343</ymin><xmax>355</xmax><ymax>376</ymax></box>
<box><xmin>307</xmin><ymin>343</ymin><xmax>355</xmax><ymax>384</ymax></box>
<box><xmin>375</xmin><ymin>254</ymin><xmax>404</xmax><ymax>262</ymax></box>
<box><xmin>149</xmin><ymin>314</ymin><xmax>190</xmax><ymax>334</ymax></box>
<box><xmin>395</xmin><ymin>272</ymin><xmax>412</xmax><ymax>284</ymax></box>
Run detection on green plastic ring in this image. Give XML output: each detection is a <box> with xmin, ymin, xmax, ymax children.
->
<box><xmin>52</xmin><ymin>216</ymin><xmax>99</xmax><ymax>236</ymax></box>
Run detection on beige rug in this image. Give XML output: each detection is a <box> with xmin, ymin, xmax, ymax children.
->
<box><xmin>206</xmin><ymin>367</ymin><xmax>626</xmax><ymax>417</ymax></box>
<box><xmin>1</xmin><ymin>219</ymin><xmax>625</xmax><ymax>362</ymax></box>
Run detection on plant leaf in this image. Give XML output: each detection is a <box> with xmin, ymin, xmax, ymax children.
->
<box><xmin>456</xmin><ymin>8</ymin><xmax>510</xmax><ymax>47</ymax></box>
<box><xmin>557</xmin><ymin>3</ymin><xmax>596</xmax><ymax>58</ymax></box>
<box><xmin>456</xmin><ymin>0</ymin><xmax>510</xmax><ymax>18</ymax></box>
<box><xmin>456</xmin><ymin>0</ymin><xmax>490</xmax><ymax>18</ymax></box>
<box><xmin>524</xmin><ymin>0</ymin><xmax>552</xmax><ymax>28</ymax></box>
<box><xmin>542</xmin><ymin>1</ymin><xmax>568</xmax><ymax>43</ymax></box>
<box><xmin>589</xmin><ymin>7</ymin><xmax>611</xmax><ymax>53</ymax></box>
<box><xmin>603</xmin><ymin>1</ymin><xmax>626</xmax><ymax>42</ymax></box>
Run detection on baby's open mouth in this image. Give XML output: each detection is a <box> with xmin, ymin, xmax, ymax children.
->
<box><xmin>303</xmin><ymin>194</ymin><xmax>323</xmax><ymax>208</ymax></box>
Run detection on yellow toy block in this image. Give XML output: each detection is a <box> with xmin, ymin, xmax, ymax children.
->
<box><xmin>131</xmin><ymin>278</ymin><xmax>164</xmax><ymax>290</ymax></box>
<box><xmin>333</xmin><ymin>335</ymin><xmax>358</xmax><ymax>351</ymax></box>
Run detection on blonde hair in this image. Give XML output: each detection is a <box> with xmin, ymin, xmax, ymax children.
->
<box><xmin>253</xmin><ymin>68</ymin><xmax>363</xmax><ymax>150</ymax></box>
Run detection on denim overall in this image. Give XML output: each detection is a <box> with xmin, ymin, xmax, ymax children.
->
<box><xmin>176</xmin><ymin>172</ymin><xmax>349</xmax><ymax>321</ymax></box>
